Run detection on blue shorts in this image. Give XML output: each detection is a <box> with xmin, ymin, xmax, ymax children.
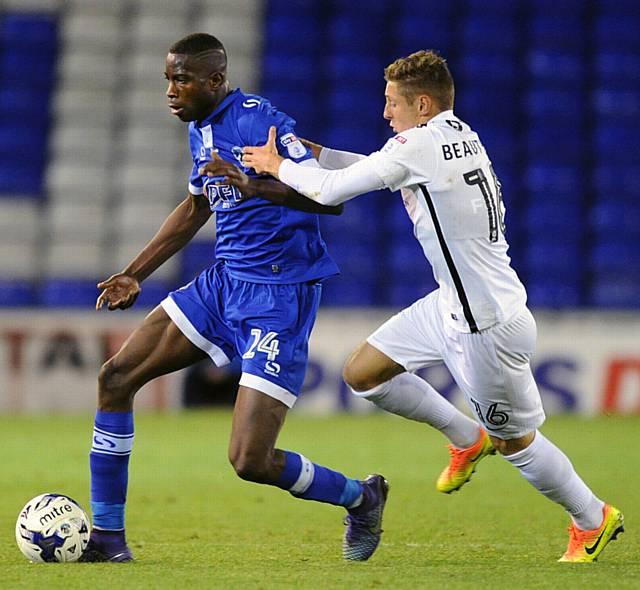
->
<box><xmin>161</xmin><ymin>262</ymin><xmax>321</xmax><ymax>407</ymax></box>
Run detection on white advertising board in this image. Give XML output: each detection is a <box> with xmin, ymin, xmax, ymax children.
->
<box><xmin>0</xmin><ymin>309</ymin><xmax>638</xmax><ymax>416</ymax></box>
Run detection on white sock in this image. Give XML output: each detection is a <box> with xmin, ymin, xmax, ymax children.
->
<box><xmin>352</xmin><ymin>373</ymin><xmax>480</xmax><ymax>449</ymax></box>
<box><xmin>503</xmin><ymin>431</ymin><xmax>605</xmax><ymax>530</ymax></box>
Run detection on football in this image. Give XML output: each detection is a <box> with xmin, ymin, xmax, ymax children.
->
<box><xmin>15</xmin><ymin>493</ymin><xmax>90</xmax><ymax>562</ymax></box>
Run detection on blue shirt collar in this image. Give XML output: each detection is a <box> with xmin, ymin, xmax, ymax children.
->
<box><xmin>198</xmin><ymin>88</ymin><xmax>242</xmax><ymax>127</ymax></box>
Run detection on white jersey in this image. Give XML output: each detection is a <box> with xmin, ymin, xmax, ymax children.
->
<box><xmin>279</xmin><ymin>110</ymin><xmax>527</xmax><ymax>333</ymax></box>
<box><xmin>367</xmin><ymin>110</ymin><xmax>526</xmax><ymax>332</ymax></box>
<box><xmin>364</xmin><ymin>110</ymin><xmax>527</xmax><ymax>333</ymax></box>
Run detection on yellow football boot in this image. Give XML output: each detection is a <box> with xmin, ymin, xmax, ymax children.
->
<box><xmin>559</xmin><ymin>504</ymin><xmax>624</xmax><ymax>563</ymax></box>
<box><xmin>436</xmin><ymin>428</ymin><xmax>495</xmax><ymax>494</ymax></box>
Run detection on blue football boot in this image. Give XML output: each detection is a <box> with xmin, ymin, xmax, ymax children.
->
<box><xmin>343</xmin><ymin>474</ymin><xmax>389</xmax><ymax>561</ymax></box>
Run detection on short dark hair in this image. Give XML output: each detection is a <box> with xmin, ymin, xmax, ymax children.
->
<box><xmin>384</xmin><ymin>50</ymin><xmax>454</xmax><ymax>110</ymax></box>
<box><xmin>169</xmin><ymin>33</ymin><xmax>227</xmax><ymax>68</ymax></box>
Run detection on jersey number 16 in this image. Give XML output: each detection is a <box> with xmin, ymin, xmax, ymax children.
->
<box><xmin>463</xmin><ymin>165</ymin><xmax>506</xmax><ymax>242</ymax></box>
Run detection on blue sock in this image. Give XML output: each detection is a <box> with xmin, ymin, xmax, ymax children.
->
<box><xmin>277</xmin><ymin>451</ymin><xmax>363</xmax><ymax>508</ymax></box>
<box><xmin>90</xmin><ymin>411</ymin><xmax>134</xmax><ymax>530</ymax></box>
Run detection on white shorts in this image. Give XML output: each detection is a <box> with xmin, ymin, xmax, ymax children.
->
<box><xmin>367</xmin><ymin>291</ymin><xmax>545</xmax><ymax>439</ymax></box>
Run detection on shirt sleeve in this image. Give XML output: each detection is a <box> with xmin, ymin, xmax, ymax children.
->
<box><xmin>188</xmin><ymin>162</ymin><xmax>204</xmax><ymax>195</ymax></box>
<box><xmin>366</xmin><ymin>130</ymin><xmax>438</xmax><ymax>191</ymax></box>
<box><xmin>318</xmin><ymin>147</ymin><xmax>367</xmax><ymax>169</ymax></box>
<box><xmin>278</xmin><ymin>156</ymin><xmax>387</xmax><ymax>206</ymax></box>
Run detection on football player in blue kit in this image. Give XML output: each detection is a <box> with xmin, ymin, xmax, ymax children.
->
<box><xmin>81</xmin><ymin>33</ymin><xmax>387</xmax><ymax>563</ymax></box>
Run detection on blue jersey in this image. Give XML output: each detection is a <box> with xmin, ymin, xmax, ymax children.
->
<box><xmin>187</xmin><ymin>89</ymin><xmax>339</xmax><ymax>284</ymax></box>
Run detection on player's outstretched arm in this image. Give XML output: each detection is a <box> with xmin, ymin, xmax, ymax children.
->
<box><xmin>299</xmin><ymin>138</ymin><xmax>367</xmax><ymax>170</ymax></box>
<box><xmin>96</xmin><ymin>193</ymin><xmax>212</xmax><ymax>311</ymax></box>
<box><xmin>199</xmin><ymin>151</ymin><xmax>343</xmax><ymax>215</ymax></box>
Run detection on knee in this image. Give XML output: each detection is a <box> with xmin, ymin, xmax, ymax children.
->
<box><xmin>228</xmin><ymin>446</ymin><xmax>270</xmax><ymax>483</ymax></box>
<box><xmin>342</xmin><ymin>358</ymin><xmax>381</xmax><ymax>392</ymax></box>
<box><xmin>490</xmin><ymin>431</ymin><xmax>536</xmax><ymax>456</ymax></box>
<box><xmin>98</xmin><ymin>358</ymin><xmax>135</xmax><ymax>409</ymax></box>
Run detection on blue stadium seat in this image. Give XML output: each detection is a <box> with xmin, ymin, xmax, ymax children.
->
<box><xmin>258</xmin><ymin>90</ymin><xmax>318</xmax><ymax>133</ymax></box>
<box><xmin>458</xmin><ymin>54</ymin><xmax>519</xmax><ymax>88</ymax></box>
<box><xmin>396</xmin><ymin>0</ymin><xmax>454</xmax><ymax>19</ymax></box>
<box><xmin>264</xmin><ymin>17</ymin><xmax>320</xmax><ymax>56</ymax></box>
<box><xmin>325</xmin><ymin>54</ymin><xmax>383</xmax><ymax>89</ymax></box>
<box><xmin>527</xmin><ymin>50</ymin><xmax>585</xmax><ymax>88</ymax></box>
<box><xmin>321</xmin><ymin>278</ymin><xmax>378</xmax><ymax>307</ymax></box>
<box><xmin>328</xmin><ymin>16</ymin><xmax>387</xmax><ymax>54</ymax></box>
<box><xmin>464</xmin><ymin>0</ymin><xmax>521</xmax><ymax>15</ymax></box>
<box><xmin>593</xmin><ymin>165</ymin><xmax>640</xmax><ymax>198</ymax></box>
<box><xmin>524</xmin><ymin>89</ymin><xmax>583</xmax><ymax>124</ymax></box>
<box><xmin>456</xmin><ymin>90</ymin><xmax>520</xmax><ymax>126</ymax></box>
<box><xmin>393</xmin><ymin>17</ymin><xmax>454</xmax><ymax>56</ymax></box>
<box><xmin>590</xmin><ymin>275</ymin><xmax>640</xmax><ymax>308</ymax></box>
<box><xmin>526</xmin><ymin>242</ymin><xmax>583</xmax><ymax>280</ymax></box>
<box><xmin>267</xmin><ymin>0</ymin><xmax>321</xmax><ymax>18</ymax></box>
<box><xmin>528</xmin><ymin>0</ymin><xmax>584</xmax><ymax>16</ymax></box>
<box><xmin>135</xmin><ymin>281</ymin><xmax>172</xmax><ymax>308</ymax></box>
<box><xmin>0</xmin><ymin>14</ymin><xmax>57</xmax><ymax>49</ymax></box>
<box><xmin>595</xmin><ymin>52</ymin><xmax>640</xmax><ymax>89</ymax></box>
<box><xmin>460</xmin><ymin>17</ymin><xmax>519</xmax><ymax>52</ymax></box>
<box><xmin>0</xmin><ymin>50</ymin><xmax>57</xmax><ymax>89</ymax></box>
<box><xmin>596</xmin><ymin>0</ymin><xmax>638</xmax><ymax>16</ymax></box>
<box><xmin>329</xmin><ymin>0</ymin><xmax>388</xmax><ymax>17</ymax></box>
<box><xmin>529</xmin><ymin>17</ymin><xmax>585</xmax><ymax>52</ymax></box>
<box><xmin>524</xmin><ymin>202</ymin><xmax>583</xmax><ymax>243</ymax></box>
<box><xmin>0</xmin><ymin>89</ymin><xmax>49</xmax><ymax>123</ymax></box>
<box><xmin>593</xmin><ymin>89</ymin><xmax>640</xmax><ymax>121</ymax></box>
<box><xmin>590</xmin><ymin>241</ymin><xmax>640</xmax><ymax>274</ymax></box>
<box><xmin>594</xmin><ymin>124</ymin><xmax>640</xmax><ymax>164</ymax></box>
<box><xmin>39</xmin><ymin>280</ymin><xmax>100</xmax><ymax>308</ymax></box>
<box><xmin>527</xmin><ymin>279</ymin><xmax>582</xmax><ymax>308</ymax></box>
<box><xmin>590</xmin><ymin>199</ymin><xmax>640</xmax><ymax>240</ymax></box>
<box><xmin>524</xmin><ymin>165</ymin><xmax>583</xmax><ymax>198</ymax></box>
<box><xmin>323</xmin><ymin>125</ymin><xmax>380</xmax><ymax>155</ymax></box>
<box><xmin>262</xmin><ymin>54</ymin><xmax>317</xmax><ymax>94</ymax></box>
<box><xmin>524</xmin><ymin>126</ymin><xmax>583</xmax><ymax>165</ymax></box>
<box><xmin>0</xmin><ymin>280</ymin><xmax>37</xmax><ymax>307</ymax></box>
<box><xmin>595</xmin><ymin>17</ymin><xmax>640</xmax><ymax>52</ymax></box>
<box><xmin>0</xmin><ymin>162</ymin><xmax>44</xmax><ymax>194</ymax></box>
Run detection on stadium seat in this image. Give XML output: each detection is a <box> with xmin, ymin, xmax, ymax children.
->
<box><xmin>526</xmin><ymin>242</ymin><xmax>583</xmax><ymax>281</ymax></box>
<box><xmin>39</xmin><ymin>279</ymin><xmax>100</xmax><ymax>308</ymax></box>
<box><xmin>593</xmin><ymin>165</ymin><xmax>640</xmax><ymax>198</ymax></box>
<box><xmin>0</xmin><ymin>280</ymin><xmax>37</xmax><ymax>307</ymax></box>
<box><xmin>527</xmin><ymin>50</ymin><xmax>585</xmax><ymax>88</ymax></box>
<box><xmin>528</xmin><ymin>17</ymin><xmax>585</xmax><ymax>52</ymax></box>
<box><xmin>325</xmin><ymin>54</ymin><xmax>383</xmax><ymax>90</ymax></box>
<box><xmin>262</xmin><ymin>54</ymin><xmax>317</xmax><ymax>94</ymax></box>
<box><xmin>595</xmin><ymin>52</ymin><xmax>640</xmax><ymax>89</ymax></box>
<box><xmin>456</xmin><ymin>90</ymin><xmax>520</xmax><ymax>127</ymax></box>
<box><xmin>590</xmin><ymin>241</ymin><xmax>640</xmax><ymax>274</ymax></box>
<box><xmin>524</xmin><ymin>126</ymin><xmax>584</xmax><ymax>165</ymax></box>
<box><xmin>524</xmin><ymin>164</ymin><xmax>583</xmax><ymax>198</ymax></box>
<box><xmin>458</xmin><ymin>54</ymin><xmax>519</xmax><ymax>88</ymax></box>
<box><xmin>590</xmin><ymin>275</ymin><xmax>640</xmax><ymax>308</ymax></box>
<box><xmin>461</xmin><ymin>17</ymin><xmax>519</xmax><ymax>52</ymax></box>
<box><xmin>523</xmin><ymin>202</ymin><xmax>583</xmax><ymax>243</ymax></box>
<box><xmin>594</xmin><ymin>16</ymin><xmax>640</xmax><ymax>52</ymax></box>
<box><xmin>527</xmin><ymin>279</ymin><xmax>582</xmax><ymax>308</ymax></box>
<box><xmin>393</xmin><ymin>17</ymin><xmax>454</xmax><ymax>56</ymax></box>
<box><xmin>264</xmin><ymin>16</ymin><xmax>320</xmax><ymax>56</ymax></box>
<box><xmin>524</xmin><ymin>89</ymin><xmax>583</xmax><ymax>124</ymax></box>
<box><xmin>135</xmin><ymin>280</ymin><xmax>173</xmax><ymax>308</ymax></box>
<box><xmin>594</xmin><ymin>124</ymin><xmax>640</xmax><ymax>164</ymax></box>
<box><xmin>593</xmin><ymin>89</ymin><xmax>640</xmax><ymax>121</ymax></box>
<box><xmin>590</xmin><ymin>199</ymin><xmax>640</xmax><ymax>241</ymax></box>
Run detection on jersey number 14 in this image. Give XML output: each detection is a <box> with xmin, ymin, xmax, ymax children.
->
<box><xmin>464</xmin><ymin>165</ymin><xmax>506</xmax><ymax>242</ymax></box>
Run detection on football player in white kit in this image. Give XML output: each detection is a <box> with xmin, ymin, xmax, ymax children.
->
<box><xmin>238</xmin><ymin>50</ymin><xmax>624</xmax><ymax>563</ymax></box>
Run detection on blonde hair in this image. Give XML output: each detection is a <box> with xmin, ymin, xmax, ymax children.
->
<box><xmin>384</xmin><ymin>50</ymin><xmax>454</xmax><ymax>110</ymax></box>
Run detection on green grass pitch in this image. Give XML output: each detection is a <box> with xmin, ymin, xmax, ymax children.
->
<box><xmin>0</xmin><ymin>412</ymin><xmax>638</xmax><ymax>589</ymax></box>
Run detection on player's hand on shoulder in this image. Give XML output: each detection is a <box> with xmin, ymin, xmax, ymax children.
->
<box><xmin>242</xmin><ymin>126</ymin><xmax>283</xmax><ymax>177</ymax></box>
<box><xmin>96</xmin><ymin>273</ymin><xmax>141</xmax><ymax>311</ymax></box>
<box><xmin>198</xmin><ymin>150</ymin><xmax>251</xmax><ymax>195</ymax></box>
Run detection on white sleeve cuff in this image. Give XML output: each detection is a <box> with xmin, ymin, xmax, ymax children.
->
<box><xmin>318</xmin><ymin>147</ymin><xmax>367</xmax><ymax>170</ymax></box>
<box><xmin>188</xmin><ymin>183</ymin><xmax>203</xmax><ymax>195</ymax></box>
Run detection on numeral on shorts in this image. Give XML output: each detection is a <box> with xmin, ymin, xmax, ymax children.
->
<box><xmin>243</xmin><ymin>329</ymin><xmax>280</xmax><ymax>361</ymax></box>
<box><xmin>470</xmin><ymin>397</ymin><xmax>510</xmax><ymax>429</ymax></box>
